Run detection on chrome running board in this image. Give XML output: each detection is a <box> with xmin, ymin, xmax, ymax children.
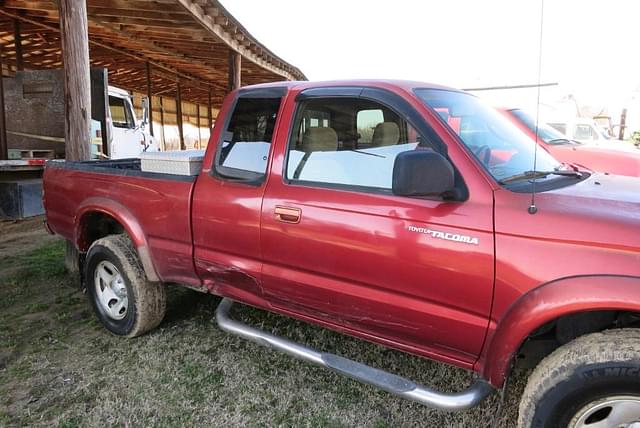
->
<box><xmin>215</xmin><ymin>298</ymin><xmax>494</xmax><ymax>411</ymax></box>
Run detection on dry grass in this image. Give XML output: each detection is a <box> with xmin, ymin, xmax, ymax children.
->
<box><xmin>0</xmin><ymin>219</ymin><xmax>529</xmax><ymax>427</ymax></box>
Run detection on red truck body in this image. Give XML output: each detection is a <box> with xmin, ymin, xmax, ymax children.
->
<box><xmin>44</xmin><ymin>80</ymin><xmax>640</xmax><ymax>389</ymax></box>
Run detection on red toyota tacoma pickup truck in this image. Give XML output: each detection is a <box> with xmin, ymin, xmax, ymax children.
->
<box><xmin>44</xmin><ymin>80</ymin><xmax>640</xmax><ymax>427</ymax></box>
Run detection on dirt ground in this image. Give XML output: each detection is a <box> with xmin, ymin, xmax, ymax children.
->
<box><xmin>0</xmin><ymin>217</ymin><xmax>529</xmax><ymax>427</ymax></box>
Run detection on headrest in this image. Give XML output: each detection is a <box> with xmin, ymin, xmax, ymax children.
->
<box><xmin>302</xmin><ymin>127</ymin><xmax>338</xmax><ymax>152</ymax></box>
<box><xmin>371</xmin><ymin>122</ymin><xmax>400</xmax><ymax>147</ymax></box>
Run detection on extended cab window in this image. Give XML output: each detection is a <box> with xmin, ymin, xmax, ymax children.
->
<box><xmin>215</xmin><ymin>97</ymin><xmax>282</xmax><ymax>182</ymax></box>
<box><xmin>285</xmin><ymin>98</ymin><xmax>428</xmax><ymax>191</ymax></box>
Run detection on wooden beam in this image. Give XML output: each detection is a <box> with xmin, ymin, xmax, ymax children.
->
<box><xmin>159</xmin><ymin>95</ymin><xmax>166</xmax><ymax>150</ymax></box>
<box><xmin>86</xmin><ymin>0</ymin><xmax>186</xmax><ymax>13</ymax></box>
<box><xmin>207</xmin><ymin>85</ymin><xmax>212</xmax><ymax>129</ymax></box>
<box><xmin>619</xmin><ymin>108</ymin><xmax>627</xmax><ymax>140</ymax></box>
<box><xmin>58</xmin><ymin>0</ymin><xmax>91</xmax><ymax>161</ymax></box>
<box><xmin>146</xmin><ymin>60</ymin><xmax>153</xmax><ymax>136</ymax></box>
<box><xmin>176</xmin><ymin>79</ymin><xmax>185</xmax><ymax>150</ymax></box>
<box><xmin>0</xmin><ymin>10</ymin><xmax>222</xmax><ymax>94</ymax></box>
<box><xmin>196</xmin><ymin>103</ymin><xmax>200</xmax><ymax>148</ymax></box>
<box><xmin>86</xmin><ymin>7</ymin><xmax>189</xmax><ymax>22</ymax></box>
<box><xmin>0</xmin><ymin>47</ymin><xmax>7</xmax><ymax>160</ymax></box>
<box><xmin>228</xmin><ymin>49</ymin><xmax>240</xmax><ymax>92</ymax></box>
<box><xmin>13</xmin><ymin>19</ymin><xmax>24</xmax><ymax>71</ymax></box>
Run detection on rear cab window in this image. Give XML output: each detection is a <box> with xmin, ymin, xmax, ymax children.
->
<box><xmin>214</xmin><ymin>97</ymin><xmax>282</xmax><ymax>183</ymax></box>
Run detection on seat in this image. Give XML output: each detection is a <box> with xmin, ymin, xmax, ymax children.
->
<box><xmin>302</xmin><ymin>127</ymin><xmax>338</xmax><ymax>152</ymax></box>
<box><xmin>371</xmin><ymin>122</ymin><xmax>400</xmax><ymax>147</ymax></box>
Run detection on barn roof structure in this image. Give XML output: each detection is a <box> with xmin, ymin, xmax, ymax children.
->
<box><xmin>0</xmin><ymin>0</ymin><xmax>306</xmax><ymax>105</ymax></box>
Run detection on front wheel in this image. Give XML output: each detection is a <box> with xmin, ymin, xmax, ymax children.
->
<box><xmin>518</xmin><ymin>329</ymin><xmax>640</xmax><ymax>428</ymax></box>
<box><xmin>85</xmin><ymin>234</ymin><xmax>166</xmax><ymax>337</ymax></box>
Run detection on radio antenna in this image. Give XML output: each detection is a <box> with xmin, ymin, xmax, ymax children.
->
<box><xmin>529</xmin><ymin>0</ymin><xmax>545</xmax><ymax>215</ymax></box>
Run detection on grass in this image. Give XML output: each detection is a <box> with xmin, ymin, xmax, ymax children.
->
<box><xmin>0</xmin><ymin>235</ymin><xmax>529</xmax><ymax>427</ymax></box>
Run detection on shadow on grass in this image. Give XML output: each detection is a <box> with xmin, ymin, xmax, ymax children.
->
<box><xmin>1</xmin><ymin>239</ymin><xmax>527</xmax><ymax>427</ymax></box>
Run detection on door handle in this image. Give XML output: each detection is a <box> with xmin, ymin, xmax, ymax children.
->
<box><xmin>274</xmin><ymin>206</ymin><xmax>301</xmax><ymax>224</ymax></box>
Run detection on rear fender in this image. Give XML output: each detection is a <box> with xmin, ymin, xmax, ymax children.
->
<box><xmin>479</xmin><ymin>275</ymin><xmax>640</xmax><ymax>386</ymax></box>
<box><xmin>75</xmin><ymin>197</ymin><xmax>160</xmax><ymax>282</ymax></box>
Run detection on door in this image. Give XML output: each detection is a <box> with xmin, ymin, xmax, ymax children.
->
<box><xmin>191</xmin><ymin>90</ymin><xmax>285</xmax><ymax>303</ymax></box>
<box><xmin>108</xmin><ymin>95</ymin><xmax>144</xmax><ymax>158</ymax></box>
<box><xmin>260</xmin><ymin>90</ymin><xmax>495</xmax><ymax>364</ymax></box>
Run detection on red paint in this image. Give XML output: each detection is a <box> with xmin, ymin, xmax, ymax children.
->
<box><xmin>44</xmin><ymin>80</ymin><xmax>640</xmax><ymax>387</ymax></box>
<box><xmin>500</xmin><ymin>107</ymin><xmax>640</xmax><ymax>177</ymax></box>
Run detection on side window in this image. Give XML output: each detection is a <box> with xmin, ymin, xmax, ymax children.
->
<box><xmin>215</xmin><ymin>97</ymin><xmax>282</xmax><ymax>182</ymax></box>
<box><xmin>548</xmin><ymin>123</ymin><xmax>567</xmax><ymax>135</ymax></box>
<box><xmin>109</xmin><ymin>96</ymin><xmax>134</xmax><ymax>129</ymax></box>
<box><xmin>285</xmin><ymin>98</ymin><xmax>428</xmax><ymax>191</ymax></box>
<box><xmin>574</xmin><ymin>124</ymin><xmax>594</xmax><ymax>140</ymax></box>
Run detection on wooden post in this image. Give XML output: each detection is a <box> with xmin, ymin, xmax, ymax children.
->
<box><xmin>13</xmin><ymin>19</ymin><xmax>23</xmax><ymax>71</ymax></box>
<box><xmin>228</xmin><ymin>50</ymin><xmax>241</xmax><ymax>92</ymax></box>
<box><xmin>619</xmin><ymin>108</ymin><xmax>627</xmax><ymax>140</ymax></box>
<box><xmin>58</xmin><ymin>0</ymin><xmax>91</xmax><ymax>273</ymax></box>
<box><xmin>0</xmin><ymin>47</ymin><xmax>7</xmax><ymax>160</ymax></box>
<box><xmin>159</xmin><ymin>96</ymin><xmax>166</xmax><ymax>151</ymax></box>
<box><xmin>176</xmin><ymin>79</ymin><xmax>185</xmax><ymax>150</ymax></box>
<box><xmin>145</xmin><ymin>61</ymin><xmax>154</xmax><ymax>136</ymax></box>
<box><xmin>58</xmin><ymin>0</ymin><xmax>91</xmax><ymax>161</ymax></box>
<box><xmin>196</xmin><ymin>103</ymin><xmax>201</xmax><ymax>149</ymax></box>
<box><xmin>207</xmin><ymin>86</ymin><xmax>212</xmax><ymax>130</ymax></box>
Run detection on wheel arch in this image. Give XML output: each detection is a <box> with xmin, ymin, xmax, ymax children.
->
<box><xmin>478</xmin><ymin>274</ymin><xmax>640</xmax><ymax>387</ymax></box>
<box><xmin>75</xmin><ymin>197</ymin><xmax>160</xmax><ymax>282</ymax></box>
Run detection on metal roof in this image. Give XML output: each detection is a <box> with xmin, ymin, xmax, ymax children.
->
<box><xmin>0</xmin><ymin>0</ymin><xmax>306</xmax><ymax>105</ymax></box>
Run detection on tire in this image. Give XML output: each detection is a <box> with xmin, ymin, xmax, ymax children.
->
<box><xmin>518</xmin><ymin>329</ymin><xmax>640</xmax><ymax>428</ymax></box>
<box><xmin>85</xmin><ymin>234</ymin><xmax>166</xmax><ymax>337</ymax></box>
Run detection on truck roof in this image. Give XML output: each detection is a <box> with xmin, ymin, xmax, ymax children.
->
<box><xmin>108</xmin><ymin>85</ymin><xmax>131</xmax><ymax>98</ymax></box>
<box><xmin>239</xmin><ymin>79</ymin><xmax>460</xmax><ymax>93</ymax></box>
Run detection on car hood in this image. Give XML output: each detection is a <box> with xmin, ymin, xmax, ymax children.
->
<box><xmin>537</xmin><ymin>174</ymin><xmax>640</xmax><ymax>251</ymax></box>
<box><xmin>549</xmin><ymin>144</ymin><xmax>640</xmax><ymax>177</ymax></box>
<box><xmin>548</xmin><ymin>173</ymin><xmax>640</xmax><ymax>205</ymax></box>
<box><xmin>496</xmin><ymin>173</ymin><xmax>640</xmax><ymax>256</ymax></box>
<box><xmin>576</xmin><ymin>140</ymin><xmax>639</xmax><ymax>154</ymax></box>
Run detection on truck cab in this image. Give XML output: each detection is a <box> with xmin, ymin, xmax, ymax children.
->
<box><xmin>104</xmin><ymin>86</ymin><xmax>159</xmax><ymax>159</ymax></box>
<box><xmin>548</xmin><ymin>117</ymin><xmax>619</xmax><ymax>145</ymax></box>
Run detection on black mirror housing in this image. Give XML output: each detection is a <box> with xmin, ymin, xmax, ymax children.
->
<box><xmin>392</xmin><ymin>150</ymin><xmax>455</xmax><ymax>197</ymax></box>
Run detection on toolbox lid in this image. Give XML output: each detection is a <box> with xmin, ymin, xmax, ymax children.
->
<box><xmin>140</xmin><ymin>149</ymin><xmax>205</xmax><ymax>162</ymax></box>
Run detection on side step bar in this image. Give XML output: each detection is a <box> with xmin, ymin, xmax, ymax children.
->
<box><xmin>215</xmin><ymin>298</ymin><xmax>494</xmax><ymax>411</ymax></box>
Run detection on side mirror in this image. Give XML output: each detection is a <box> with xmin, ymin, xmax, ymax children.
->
<box><xmin>140</xmin><ymin>97</ymin><xmax>150</xmax><ymax>126</ymax></box>
<box><xmin>392</xmin><ymin>150</ymin><xmax>455</xmax><ymax>197</ymax></box>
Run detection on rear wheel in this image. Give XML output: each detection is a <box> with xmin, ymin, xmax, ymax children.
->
<box><xmin>518</xmin><ymin>329</ymin><xmax>640</xmax><ymax>428</ymax></box>
<box><xmin>85</xmin><ymin>234</ymin><xmax>166</xmax><ymax>337</ymax></box>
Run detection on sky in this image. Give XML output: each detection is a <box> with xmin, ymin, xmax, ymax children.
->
<box><xmin>222</xmin><ymin>0</ymin><xmax>640</xmax><ymax>116</ymax></box>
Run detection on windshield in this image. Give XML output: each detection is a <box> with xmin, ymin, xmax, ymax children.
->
<box><xmin>508</xmin><ymin>109</ymin><xmax>578</xmax><ymax>145</ymax></box>
<box><xmin>415</xmin><ymin>89</ymin><xmax>562</xmax><ymax>182</ymax></box>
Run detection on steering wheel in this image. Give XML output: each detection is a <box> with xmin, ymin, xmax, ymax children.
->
<box><xmin>472</xmin><ymin>145</ymin><xmax>492</xmax><ymax>165</ymax></box>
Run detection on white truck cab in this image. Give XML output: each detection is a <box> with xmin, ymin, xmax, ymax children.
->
<box><xmin>547</xmin><ymin>117</ymin><xmax>638</xmax><ymax>153</ymax></box>
<box><xmin>547</xmin><ymin>118</ymin><xmax>609</xmax><ymax>142</ymax></box>
<box><xmin>104</xmin><ymin>86</ymin><xmax>160</xmax><ymax>159</ymax></box>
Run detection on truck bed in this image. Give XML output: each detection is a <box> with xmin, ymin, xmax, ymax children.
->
<box><xmin>44</xmin><ymin>158</ymin><xmax>199</xmax><ymax>285</ymax></box>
